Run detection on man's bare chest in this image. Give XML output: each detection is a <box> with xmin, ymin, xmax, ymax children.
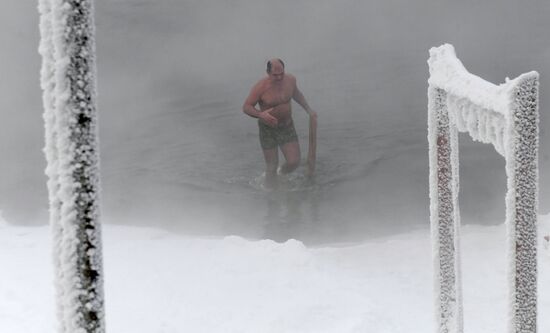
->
<box><xmin>260</xmin><ymin>86</ymin><xmax>293</xmax><ymax>107</ymax></box>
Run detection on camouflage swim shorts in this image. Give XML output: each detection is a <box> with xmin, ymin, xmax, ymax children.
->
<box><xmin>258</xmin><ymin>120</ymin><xmax>298</xmax><ymax>150</ymax></box>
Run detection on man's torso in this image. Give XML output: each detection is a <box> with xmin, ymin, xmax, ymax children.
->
<box><xmin>258</xmin><ymin>75</ymin><xmax>295</xmax><ymax>126</ymax></box>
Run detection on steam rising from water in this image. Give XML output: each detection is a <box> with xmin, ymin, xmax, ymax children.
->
<box><xmin>1</xmin><ymin>0</ymin><xmax>549</xmax><ymax>243</ymax></box>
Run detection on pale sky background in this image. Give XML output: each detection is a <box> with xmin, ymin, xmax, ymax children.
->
<box><xmin>1</xmin><ymin>0</ymin><xmax>549</xmax><ymax>243</ymax></box>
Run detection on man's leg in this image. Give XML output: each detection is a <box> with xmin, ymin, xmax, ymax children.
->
<box><xmin>262</xmin><ymin>147</ymin><xmax>279</xmax><ymax>188</ymax></box>
<box><xmin>279</xmin><ymin>141</ymin><xmax>301</xmax><ymax>174</ymax></box>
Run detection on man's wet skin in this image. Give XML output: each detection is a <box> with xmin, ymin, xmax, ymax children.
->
<box><xmin>257</xmin><ymin>62</ymin><xmax>295</xmax><ymax>127</ymax></box>
<box><xmin>243</xmin><ymin>58</ymin><xmax>317</xmax><ymax>188</ymax></box>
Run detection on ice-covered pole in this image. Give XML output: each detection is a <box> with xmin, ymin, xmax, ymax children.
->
<box><xmin>428</xmin><ymin>86</ymin><xmax>463</xmax><ymax>333</ymax></box>
<box><xmin>505</xmin><ymin>72</ymin><xmax>539</xmax><ymax>333</ymax></box>
<box><xmin>38</xmin><ymin>0</ymin><xmax>105</xmax><ymax>331</ymax></box>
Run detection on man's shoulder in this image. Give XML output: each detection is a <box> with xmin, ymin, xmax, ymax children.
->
<box><xmin>252</xmin><ymin>77</ymin><xmax>270</xmax><ymax>91</ymax></box>
<box><xmin>285</xmin><ymin>74</ymin><xmax>297</xmax><ymax>88</ymax></box>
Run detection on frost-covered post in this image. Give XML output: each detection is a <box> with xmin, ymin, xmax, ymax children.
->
<box><xmin>506</xmin><ymin>73</ymin><xmax>539</xmax><ymax>333</ymax></box>
<box><xmin>428</xmin><ymin>83</ymin><xmax>462</xmax><ymax>332</ymax></box>
<box><xmin>428</xmin><ymin>85</ymin><xmax>463</xmax><ymax>333</ymax></box>
<box><xmin>38</xmin><ymin>0</ymin><xmax>105</xmax><ymax>332</ymax></box>
<box><xmin>428</xmin><ymin>44</ymin><xmax>538</xmax><ymax>333</ymax></box>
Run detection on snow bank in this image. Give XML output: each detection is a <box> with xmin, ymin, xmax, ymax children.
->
<box><xmin>1</xmin><ymin>218</ymin><xmax>549</xmax><ymax>333</ymax></box>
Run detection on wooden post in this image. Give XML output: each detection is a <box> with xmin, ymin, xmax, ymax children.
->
<box><xmin>306</xmin><ymin>114</ymin><xmax>317</xmax><ymax>178</ymax></box>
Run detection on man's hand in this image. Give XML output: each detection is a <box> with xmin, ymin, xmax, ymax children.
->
<box><xmin>259</xmin><ymin>108</ymin><xmax>278</xmax><ymax>127</ymax></box>
<box><xmin>308</xmin><ymin>110</ymin><xmax>318</xmax><ymax>119</ymax></box>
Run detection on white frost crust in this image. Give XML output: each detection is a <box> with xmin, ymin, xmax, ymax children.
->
<box><xmin>504</xmin><ymin>73</ymin><xmax>539</xmax><ymax>333</ymax></box>
<box><xmin>427</xmin><ymin>87</ymin><xmax>440</xmax><ymax>330</ymax></box>
<box><xmin>429</xmin><ymin>44</ymin><xmax>514</xmax><ymax>115</ymax></box>
<box><xmin>51</xmin><ymin>1</ymin><xmax>79</xmax><ymax>329</ymax></box>
<box><xmin>448</xmin><ymin>94</ymin><xmax>507</xmax><ymax>156</ymax></box>
<box><xmin>429</xmin><ymin>45</ymin><xmax>538</xmax><ymax>156</ymax></box>
<box><xmin>449</xmin><ymin>104</ymin><xmax>463</xmax><ymax>333</ymax></box>
<box><xmin>428</xmin><ymin>87</ymin><xmax>463</xmax><ymax>333</ymax></box>
<box><xmin>38</xmin><ymin>0</ymin><xmax>67</xmax><ymax>331</ymax></box>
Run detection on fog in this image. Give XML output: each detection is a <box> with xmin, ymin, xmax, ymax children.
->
<box><xmin>1</xmin><ymin>0</ymin><xmax>549</xmax><ymax>244</ymax></box>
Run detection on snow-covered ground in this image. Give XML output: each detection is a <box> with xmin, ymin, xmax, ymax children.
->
<box><xmin>1</xmin><ymin>214</ymin><xmax>549</xmax><ymax>333</ymax></box>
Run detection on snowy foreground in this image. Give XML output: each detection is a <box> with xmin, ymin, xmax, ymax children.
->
<box><xmin>1</xmin><ymin>215</ymin><xmax>549</xmax><ymax>333</ymax></box>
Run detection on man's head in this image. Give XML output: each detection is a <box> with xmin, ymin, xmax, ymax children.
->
<box><xmin>267</xmin><ymin>58</ymin><xmax>285</xmax><ymax>82</ymax></box>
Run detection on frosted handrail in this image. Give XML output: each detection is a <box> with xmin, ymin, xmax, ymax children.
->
<box><xmin>428</xmin><ymin>44</ymin><xmax>536</xmax><ymax>116</ymax></box>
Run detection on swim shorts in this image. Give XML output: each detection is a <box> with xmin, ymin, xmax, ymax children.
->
<box><xmin>258</xmin><ymin>120</ymin><xmax>298</xmax><ymax>150</ymax></box>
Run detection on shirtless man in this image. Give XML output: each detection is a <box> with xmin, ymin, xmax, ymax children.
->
<box><xmin>243</xmin><ymin>58</ymin><xmax>317</xmax><ymax>187</ymax></box>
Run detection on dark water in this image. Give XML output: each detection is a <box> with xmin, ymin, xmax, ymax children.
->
<box><xmin>1</xmin><ymin>0</ymin><xmax>549</xmax><ymax>245</ymax></box>
<box><xmin>98</xmin><ymin>92</ymin><xmax>503</xmax><ymax>245</ymax></box>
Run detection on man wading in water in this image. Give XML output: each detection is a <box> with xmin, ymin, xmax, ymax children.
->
<box><xmin>243</xmin><ymin>58</ymin><xmax>317</xmax><ymax>188</ymax></box>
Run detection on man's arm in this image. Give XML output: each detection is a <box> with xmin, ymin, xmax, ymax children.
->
<box><xmin>242</xmin><ymin>83</ymin><xmax>263</xmax><ymax>118</ymax></box>
<box><xmin>243</xmin><ymin>82</ymin><xmax>278</xmax><ymax>127</ymax></box>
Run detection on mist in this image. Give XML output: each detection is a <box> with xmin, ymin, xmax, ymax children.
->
<box><xmin>1</xmin><ymin>0</ymin><xmax>549</xmax><ymax>244</ymax></box>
